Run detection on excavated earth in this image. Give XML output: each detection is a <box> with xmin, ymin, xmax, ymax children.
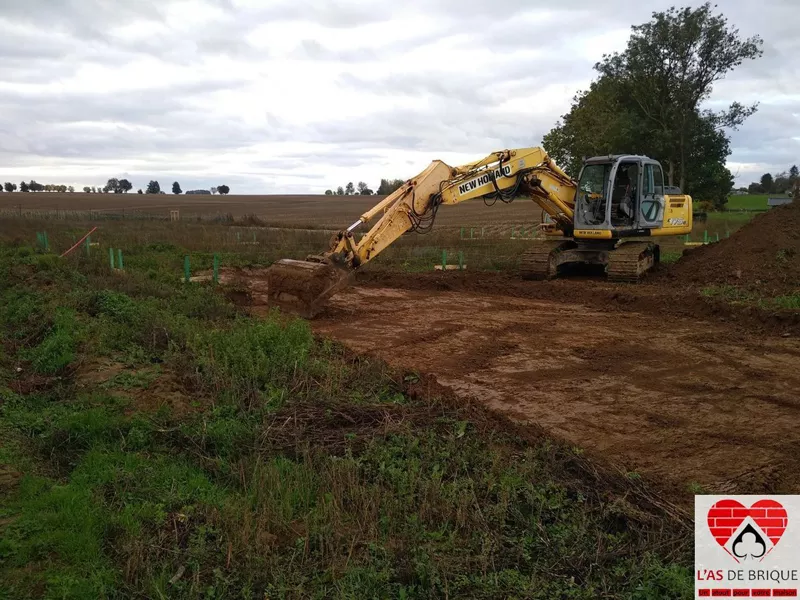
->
<box><xmin>303</xmin><ymin>274</ymin><xmax>800</xmax><ymax>496</ymax></box>
<box><xmin>236</xmin><ymin>204</ymin><xmax>800</xmax><ymax>497</ymax></box>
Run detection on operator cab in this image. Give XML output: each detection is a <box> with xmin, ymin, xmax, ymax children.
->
<box><xmin>574</xmin><ymin>155</ymin><xmax>666</xmax><ymax>236</ymax></box>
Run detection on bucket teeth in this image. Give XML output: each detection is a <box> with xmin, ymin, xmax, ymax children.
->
<box><xmin>266</xmin><ymin>258</ymin><xmax>350</xmax><ymax>318</ymax></box>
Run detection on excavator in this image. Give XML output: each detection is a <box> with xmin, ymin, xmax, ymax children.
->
<box><xmin>266</xmin><ymin>147</ymin><xmax>693</xmax><ymax>317</ymax></box>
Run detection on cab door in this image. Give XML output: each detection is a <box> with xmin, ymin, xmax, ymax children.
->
<box><xmin>639</xmin><ymin>162</ymin><xmax>666</xmax><ymax>228</ymax></box>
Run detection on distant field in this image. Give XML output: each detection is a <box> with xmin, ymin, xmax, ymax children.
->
<box><xmin>725</xmin><ymin>194</ymin><xmax>777</xmax><ymax>210</ymax></box>
<box><xmin>0</xmin><ymin>192</ymin><xmax>545</xmax><ymax>229</ymax></box>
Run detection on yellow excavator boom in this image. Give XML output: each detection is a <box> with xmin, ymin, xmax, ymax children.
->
<box><xmin>265</xmin><ymin>147</ymin><xmax>691</xmax><ymax>316</ymax></box>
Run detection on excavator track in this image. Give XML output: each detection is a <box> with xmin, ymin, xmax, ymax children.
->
<box><xmin>519</xmin><ymin>240</ymin><xmax>577</xmax><ymax>280</ymax></box>
<box><xmin>606</xmin><ymin>241</ymin><xmax>659</xmax><ymax>282</ymax></box>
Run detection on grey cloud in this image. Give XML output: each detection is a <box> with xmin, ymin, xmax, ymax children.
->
<box><xmin>0</xmin><ymin>0</ymin><xmax>795</xmax><ymax>192</ymax></box>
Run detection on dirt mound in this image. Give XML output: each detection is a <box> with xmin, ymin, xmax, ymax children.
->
<box><xmin>669</xmin><ymin>202</ymin><xmax>800</xmax><ymax>295</ymax></box>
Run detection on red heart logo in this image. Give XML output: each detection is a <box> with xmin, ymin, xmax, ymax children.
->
<box><xmin>707</xmin><ymin>499</ymin><xmax>788</xmax><ymax>548</ymax></box>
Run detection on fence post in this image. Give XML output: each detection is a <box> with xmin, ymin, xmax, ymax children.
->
<box><xmin>117</xmin><ymin>249</ymin><xmax>124</xmax><ymax>270</ymax></box>
<box><xmin>213</xmin><ymin>253</ymin><xmax>219</xmax><ymax>285</ymax></box>
<box><xmin>184</xmin><ymin>255</ymin><xmax>191</xmax><ymax>283</ymax></box>
<box><xmin>441</xmin><ymin>250</ymin><xmax>447</xmax><ymax>270</ymax></box>
<box><xmin>458</xmin><ymin>251</ymin><xmax>464</xmax><ymax>271</ymax></box>
<box><xmin>109</xmin><ymin>248</ymin><xmax>115</xmax><ymax>269</ymax></box>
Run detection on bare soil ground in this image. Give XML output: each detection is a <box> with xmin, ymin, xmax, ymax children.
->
<box><xmin>205</xmin><ymin>205</ymin><xmax>800</xmax><ymax>497</ymax></box>
<box><xmin>305</xmin><ymin>279</ymin><xmax>800</xmax><ymax>496</ymax></box>
<box><xmin>0</xmin><ymin>192</ymin><xmax>544</xmax><ymax>228</ymax></box>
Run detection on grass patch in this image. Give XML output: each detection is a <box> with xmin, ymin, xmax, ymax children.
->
<box><xmin>0</xmin><ymin>241</ymin><xmax>693</xmax><ymax>598</ymax></box>
<box><xmin>701</xmin><ymin>285</ymin><xmax>800</xmax><ymax>312</ymax></box>
<box><xmin>724</xmin><ymin>194</ymin><xmax>772</xmax><ymax>210</ymax></box>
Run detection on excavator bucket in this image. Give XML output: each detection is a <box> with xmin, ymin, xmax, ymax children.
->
<box><xmin>265</xmin><ymin>257</ymin><xmax>351</xmax><ymax>318</ymax></box>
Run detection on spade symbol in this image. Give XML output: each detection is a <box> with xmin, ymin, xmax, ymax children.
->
<box><xmin>732</xmin><ymin>523</ymin><xmax>767</xmax><ymax>560</ymax></box>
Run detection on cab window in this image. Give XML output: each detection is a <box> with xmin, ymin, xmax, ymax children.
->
<box><xmin>644</xmin><ymin>164</ymin><xmax>665</xmax><ymax>196</ymax></box>
<box><xmin>576</xmin><ymin>163</ymin><xmax>611</xmax><ymax>226</ymax></box>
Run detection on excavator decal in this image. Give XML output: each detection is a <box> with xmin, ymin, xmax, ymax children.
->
<box><xmin>457</xmin><ymin>165</ymin><xmax>513</xmax><ymax>196</ymax></box>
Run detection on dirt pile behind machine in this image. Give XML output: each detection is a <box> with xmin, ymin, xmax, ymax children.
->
<box><xmin>669</xmin><ymin>199</ymin><xmax>799</xmax><ymax>295</ymax></box>
<box><xmin>266</xmin><ymin>147</ymin><xmax>693</xmax><ymax>317</ymax></box>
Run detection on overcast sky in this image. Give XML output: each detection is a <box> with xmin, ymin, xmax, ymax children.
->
<box><xmin>0</xmin><ymin>0</ymin><xmax>796</xmax><ymax>194</ymax></box>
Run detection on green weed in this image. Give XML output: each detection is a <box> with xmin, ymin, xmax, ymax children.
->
<box><xmin>20</xmin><ymin>308</ymin><xmax>80</xmax><ymax>374</ymax></box>
<box><xmin>0</xmin><ymin>238</ymin><xmax>693</xmax><ymax>598</ymax></box>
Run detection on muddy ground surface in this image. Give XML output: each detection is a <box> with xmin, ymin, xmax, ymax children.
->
<box><xmin>290</xmin><ymin>274</ymin><xmax>800</xmax><ymax>497</ymax></box>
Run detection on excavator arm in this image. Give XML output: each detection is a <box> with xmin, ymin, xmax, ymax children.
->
<box><xmin>266</xmin><ymin>147</ymin><xmax>577</xmax><ymax>316</ymax></box>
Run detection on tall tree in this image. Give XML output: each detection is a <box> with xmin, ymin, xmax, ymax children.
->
<box><xmin>336</xmin><ymin>186</ymin><xmax>344</xmax><ymax>195</ymax></box>
<box><xmin>146</xmin><ymin>180</ymin><xmax>161</xmax><ymax>194</ymax></box>
<box><xmin>760</xmin><ymin>173</ymin><xmax>774</xmax><ymax>194</ymax></box>
<box><xmin>83</xmin><ymin>186</ymin><xmax>91</xmax><ymax>193</ymax></box>
<box><xmin>356</xmin><ymin>181</ymin><xmax>372</xmax><ymax>195</ymax></box>
<box><xmin>20</xmin><ymin>181</ymin><xmax>29</xmax><ymax>192</ymax></box>
<box><xmin>790</xmin><ymin>165</ymin><xmax>799</xmax><ymax>182</ymax></box>
<box><xmin>217</xmin><ymin>185</ymin><xmax>230</xmax><ymax>195</ymax></box>
<box><xmin>4</xmin><ymin>182</ymin><xmax>15</xmax><ymax>193</ymax></box>
<box><xmin>118</xmin><ymin>179</ymin><xmax>132</xmax><ymax>193</ymax></box>
<box><xmin>376</xmin><ymin>178</ymin><xmax>406</xmax><ymax>195</ymax></box>
<box><xmin>172</xmin><ymin>181</ymin><xmax>182</xmax><ymax>195</ymax></box>
<box><xmin>324</xmin><ymin>189</ymin><xmax>333</xmax><ymax>195</ymax></box>
<box><xmin>344</xmin><ymin>182</ymin><xmax>355</xmax><ymax>195</ymax></box>
<box><xmin>594</xmin><ymin>2</ymin><xmax>762</xmax><ymax>190</ymax></box>
<box><xmin>105</xmin><ymin>178</ymin><xmax>121</xmax><ymax>193</ymax></box>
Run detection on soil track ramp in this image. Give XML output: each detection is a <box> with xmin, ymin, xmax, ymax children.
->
<box><xmin>666</xmin><ymin>200</ymin><xmax>800</xmax><ymax>295</ymax></box>
<box><xmin>306</xmin><ymin>283</ymin><xmax>800</xmax><ymax>495</ymax></box>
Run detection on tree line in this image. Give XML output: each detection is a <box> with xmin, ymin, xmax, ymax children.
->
<box><xmin>1</xmin><ymin>178</ymin><xmax>230</xmax><ymax>195</ymax></box>
<box><xmin>744</xmin><ymin>166</ymin><xmax>798</xmax><ymax>195</ymax></box>
<box><xmin>324</xmin><ymin>179</ymin><xmax>405</xmax><ymax>196</ymax></box>
<box><xmin>3</xmin><ymin>181</ymin><xmax>75</xmax><ymax>193</ymax></box>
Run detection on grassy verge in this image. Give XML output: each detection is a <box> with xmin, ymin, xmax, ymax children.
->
<box><xmin>700</xmin><ymin>284</ymin><xmax>800</xmax><ymax>311</ymax></box>
<box><xmin>0</xmin><ymin>242</ymin><xmax>692</xmax><ymax>598</ymax></box>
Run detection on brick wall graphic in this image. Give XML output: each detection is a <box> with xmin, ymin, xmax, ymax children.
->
<box><xmin>707</xmin><ymin>499</ymin><xmax>788</xmax><ymax>562</ymax></box>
